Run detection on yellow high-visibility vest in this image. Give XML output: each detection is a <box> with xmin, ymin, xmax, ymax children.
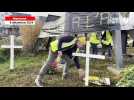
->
<box><xmin>50</xmin><ymin>40</ymin><xmax>58</xmax><ymax>52</ymax></box>
<box><xmin>50</xmin><ymin>38</ymin><xmax>77</xmax><ymax>52</ymax></box>
<box><xmin>78</xmin><ymin>36</ymin><xmax>86</xmax><ymax>45</ymax></box>
<box><xmin>89</xmin><ymin>32</ymin><xmax>100</xmax><ymax>44</ymax></box>
<box><xmin>102</xmin><ymin>31</ymin><xmax>113</xmax><ymax>45</ymax></box>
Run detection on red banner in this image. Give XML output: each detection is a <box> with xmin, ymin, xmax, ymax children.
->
<box><xmin>4</xmin><ymin>16</ymin><xmax>36</xmax><ymax>25</ymax></box>
<box><xmin>5</xmin><ymin>16</ymin><xmax>35</xmax><ymax>21</ymax></box>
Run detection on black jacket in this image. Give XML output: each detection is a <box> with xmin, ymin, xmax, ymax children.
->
<box><xmin>57</xmin><ymin>35</ymin><xmax>80</xmax><ymax>69</ymax></box>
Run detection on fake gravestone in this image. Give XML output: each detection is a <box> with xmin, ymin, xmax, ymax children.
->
<box><xmin>64</xmin><ymin>12</ymin><xmax>123</xmax><ymax>86</ymax></box>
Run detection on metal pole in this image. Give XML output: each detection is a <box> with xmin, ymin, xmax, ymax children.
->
<box><xmin>113</xmin><ymin>30</ymin><xmax>124</xmax><ymax>69</ymax></box>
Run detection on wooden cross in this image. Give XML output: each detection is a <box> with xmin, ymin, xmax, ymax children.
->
<box><xmin>72</xmin><ymin>41</ymin><xmax>105</xmax><ymax>86</ymax></box>
<box><xmin>1</xmin><ymin>35</ymin><xmax>23</xmax><ymax>70</ymax></box>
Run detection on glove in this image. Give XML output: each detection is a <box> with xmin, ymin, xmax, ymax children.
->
<box><xmin>58</xmin><ymin>51</ymin><xmax>62</xmax><ymax>56</ymax></box>
<box><xmin>102</xmin><ymin>40</ymin><xmax>105</xmax><ymax>43</ymax></box>
<box><xmin>97</xmin><ymin>44</ymin><xmax>102</xmax><ymax>48</ymax></box>
<box><xmin>56</xmin><ymin>56</ymin><xmax>61</xmax><ymax>63</ymax></box>
<box><xmin>111</xmin><ymin>42</ymin><xmax>113</xmax><ymax>46</ymax></box>
<box><xmin>76</xmin><ymin>48</ymin><xmax>80</xmax><ymax>53</ymax></box>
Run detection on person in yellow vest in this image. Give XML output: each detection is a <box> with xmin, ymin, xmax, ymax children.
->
<box><xmin>35</xmin><ymin>34</ymin><xmax>86</xmax><ymax>87</ymax></box>
<box><xmin>89</xmin><ymin>32</ymin><xmax>101</xmax><ymax>54</ymax></box>
<box><xmin>101</xmin><ymin>30</ymin><xmax>113</xmax><ymax>57</ymax></box>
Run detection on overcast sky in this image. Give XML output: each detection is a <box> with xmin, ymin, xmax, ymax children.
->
<box><xmin>19</xmin><ymin>12</ymin><xmax>65</xmax><ymax>17</ymax></box>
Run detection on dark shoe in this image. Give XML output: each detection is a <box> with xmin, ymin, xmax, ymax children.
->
<box><xmin>35</xmin><ymin>79</ymin><xmax>44</xmax><ymax>87</ymax></box>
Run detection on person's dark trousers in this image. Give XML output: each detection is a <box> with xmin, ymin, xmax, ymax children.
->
<box><xmin>133</xmin><ymin>41</ymin><xmax>134</xmax><ymax>47</ymax></box>
<box><xmin>107</xmin><ymin>45</ymin><xmax>112</xmax><ymax>57</ymax></box>
<box><xmin>102</xmin><ymin>44</ymin><xmax>112</xmax><ymax>57</ymax></box>
<box><xmin>121</xmin><ymin>30</ymin><xmax>128</xmax><ymax>54</ymax></box>
<box><xmin>91</xmin><ymin>43</ymin><xmax>98</xmax><ymax>54</ymax></box>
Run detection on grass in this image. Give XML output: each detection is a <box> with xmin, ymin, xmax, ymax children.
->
<box><xmin>0</xmin><ymin>50</ymin><xmax>46</xmax><ymax>87</ymax></box>
<box><xmin>0</xmin><ymin>47</ymin><xmax>133</xmax><ymax>87</ymax></box>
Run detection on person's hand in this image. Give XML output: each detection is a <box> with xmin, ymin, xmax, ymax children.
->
<box><xmin>56</xmin><ymin>56</ymin><xmax>61</xmax><ymax>63</ymax></box>
<box><xmin>58</xmin><ymin>51</ymin><xmax>62</xmax><ymax>56</ymax></box>
<box><xmin>102</xmin><ymin>40</ymin><xmax>105</xmax><ymax>43</ymax></box>
<box><xmin>97</xmin><ymin>44</ymin><xmax>102</xmax><ymax>48</ymax></box>
<box><xmin>102</xmin><ymin>40</ymin><xmax>106</xmax><ymax>44</ymax></box>
<box><xmin>111</xmin><ymin>42</ymin><xmax>113</xmax><ymax>46</ymax></box>
<box><xmin>77</xmin><ymin>43</ymin><xmax>83</xmax><ymax>48</ymax></box>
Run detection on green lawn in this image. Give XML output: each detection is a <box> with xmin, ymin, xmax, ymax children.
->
<box><xmin>0</xmin><ymin>48</ymin><xmax>133</xmax><ymax>87</ymax></box>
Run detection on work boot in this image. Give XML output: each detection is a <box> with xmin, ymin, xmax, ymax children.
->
<box><xmin>35</xmin><ymin>75</ymin><xmax>44</xmax><ymax>87</ymax></box>
<box><xmin>35</xmin><ymin>78</ymin><xmax>44</xmax><ymax>87</ymax></box>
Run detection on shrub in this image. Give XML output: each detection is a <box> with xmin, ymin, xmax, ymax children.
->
<box><xmin>116</xmin><ymin>65</ymin><xmax>134</xmax><ymax>87</ymax></box>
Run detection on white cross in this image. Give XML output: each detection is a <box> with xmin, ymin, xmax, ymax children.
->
<box><xmin>1</xmin><ymin>35</ymin><xmax>23</xmax><ymax>70</ymax></box>
<box><xmin>72</xmin><ymin>41</ymin><xmax>105</xmax><ymax>86</ymax></box>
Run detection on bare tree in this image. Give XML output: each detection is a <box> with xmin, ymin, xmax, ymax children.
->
<box><xmin>19</xmin><ymin>19</ymin><xmax>44</xmax><ymax>54</ymax></box>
